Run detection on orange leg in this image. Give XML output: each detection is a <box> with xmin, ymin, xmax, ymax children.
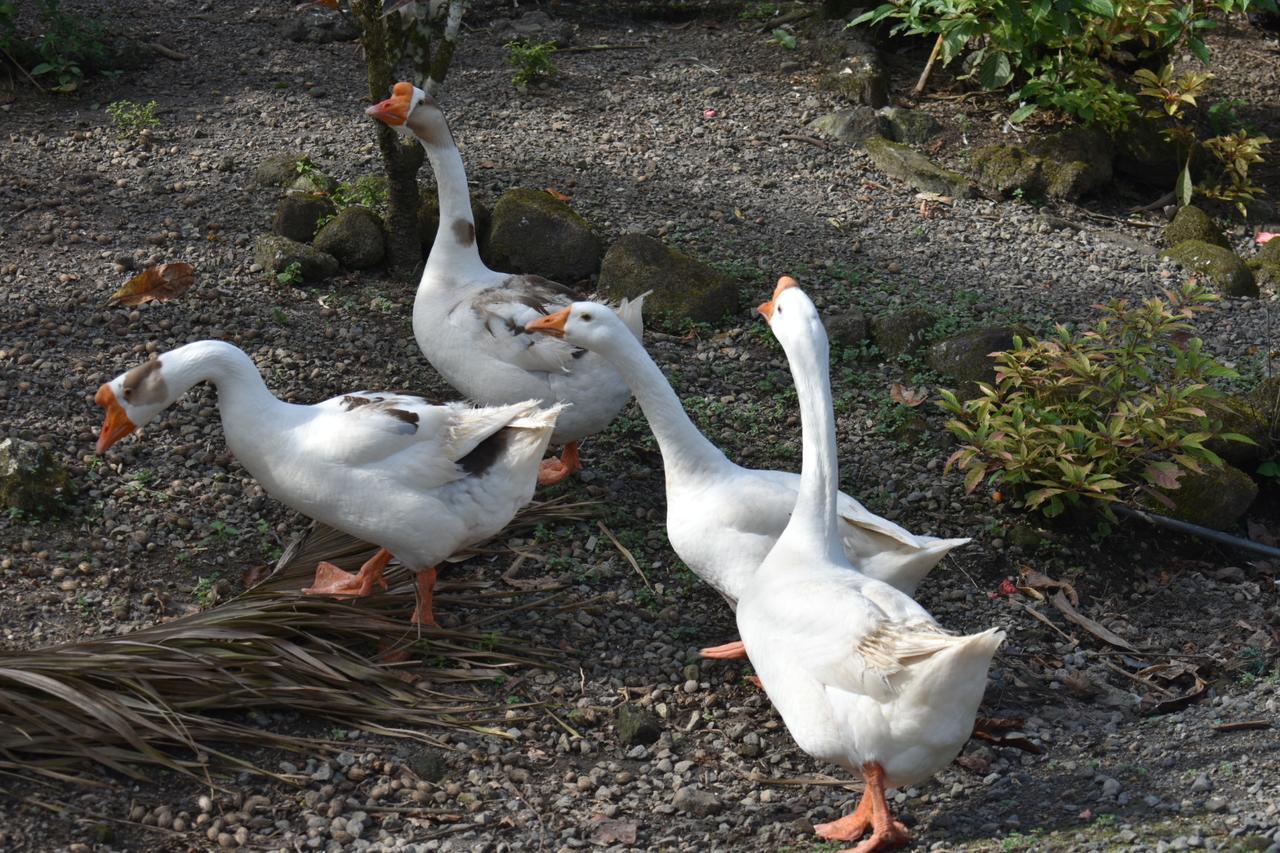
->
<box><xmin>409</xmin><ymin>566</ymin><xmax>439</xmax><ymax>627</ymax></box>
<box><xmin>814</xmin><ymin>763</ymin><xmax>911</xmax><ymax>853</ymax></box>
<box><xmin>537</xmin><ymin>441</ymin><xmax>581</xmax><ymax>486</ymax></box>
<box><xmin>700</xmin><ymin>639</ymin><xmax>748</xmax><ymax>660</ymax></box>
<box><xmin>303</xmin><ymin>548</ymin><xmax>393</xmax><ymax>597</ymax></box>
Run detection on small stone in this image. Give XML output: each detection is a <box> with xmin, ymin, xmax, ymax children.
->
<box><xmin>672</xmin><ymin>785</ymin><xmax>723</xmax><ymax>817</ymax></box>
<box><xmin>614</xmin><ymin>704</ymin><xmax>662</xmax><ymax>746</ymax></box>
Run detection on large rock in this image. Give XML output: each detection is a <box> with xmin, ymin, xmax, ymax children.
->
<box><xmin>971</xmin><ymin>127</ymin><xmax>1112</xmax><ymax>201</ymax></box>
<box><xmin>825</xmin><ymin>308</ymin><xmax>870</xmax><ymax>347</ymax></box>
<box><xmin>281</xmin><ymin>8</ymin><xmax>359</xmax><ymax>43</ymax></box>
<box><xmin>598</xmin><ymin>234</ymin><xmax>738</xmax><ymax>326</ymax></box>
<box><xmin>1247</xmin><ymin>258</ymin><xmax>1280</xmax><ymax>292</ymax></box>
<box><xmin>1164</xmin><ymin>205</ymin><xmax>1228</xmax><ymax>249</ymax></box>
<box><xmin>870</xmin><ymin>308</ymin><xmax>935</xmax><ymax>356</ymax></box>
<box><xmin>0</xmin><ymin>438</ymin><xmax>74</xmax><ymax>516</ymax></box>
<box><xmin>289</xmin><ymin>168</ymin><xmax>338</xmax><ymax>195</ymax></box>
<box><xmin>272</xmin><ymin>193</ymin><xmax>335</xmax><ymax>243</ymax></box>
<box><xmin>1112</xmin><ymin>115</ymin><xmax>1185</xmax><ymax>187</ymax></box>
<box><xmin>614</xmin><ymin>705</ymin><xmax>661</xmax><ymax>746</ymax></box>
<box><xmin>672</xmin><ymin>786</ymin><xmax>723</xmax><ymax>817</ymax></box>
<box><xmin>254</xmin><ymin>235</ymin><xmax>340</xmax><ymax>283</ymax></box>
<box><xmin>807</xmin><ymin>107</ymin><xmax>887</xmax><ymax>146</ymax></box>
<box><xmin>878</xmin><ymin>107</ymin><xmax>942</xmax><ymax>145</ymax></box>
<box><xmin>254</xmin><ymin>152</ymin><xmax>310</xmax><ymax>188</ymax></box>
<box><xmin>491</xmin><ymin>10</ymin><xmax>574</xmax><ymax>47</ymax></box>
<box><xmin>820</xmin><ymin>40</ymin><xmax>889</xmax><ymax>107</ymax></box>
<box><xmin>483</xmin><ymin>187</ymin><xmax>602</xmax><ymax>282</ymax></box>
<box><xmin>926</xmin><ymin>326</ymin><xmax>1021</xmax><ymax>398</ymax></box>
<box><xmin>313</xmin><ymin>206</ymin><xmax>386</xmax><ymax>270</ymax></box>
<box><xmin>1161</xmin><ymin>241</ymin><xmax>1257</xmax><ymax>297</ymax></box>
<box><xmin>1155</xmin><ymin>463</ymin><xmax>1257</xmax><ymax>531</ymax></box>
<box><xmin>863</xmin><ymin>136</ymin><xmax>973</xmax><ymax>198</ymax></box>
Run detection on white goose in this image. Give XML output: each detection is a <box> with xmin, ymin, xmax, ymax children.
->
<box><xmin>738</xmin><ymin>278</ymin><xmax>1003</xmax><ymax>853</ymax></box>
<box><xmin>524</xmin><ymin>301</ymin><xmax>968</xmax><ymax>656</ymax></box>
<box><xmin>94</xmin><ymin>340</ymin><xmax>562</xmax><ymax>625</ymax></box>
<box><xmin>366</xmin><ymin>81</ymin><xmax>644</xmax><ymax>486</ymax></box>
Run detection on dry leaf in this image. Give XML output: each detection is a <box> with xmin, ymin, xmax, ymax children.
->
<box><xmin>1063</xmin><ymin>671</ymin><xmax>1099</xmax><ymax>699</ymax></box>
<box><xmin>590</xmin><ymin>815</ymin><xmax>637</xmax><ymax>845</ymax></box>
<box><xmin>1017</xmin><ymin>566</ymin><xmax>1078</xmax><ymax>605</ymax></box>
<box><xmin>1136</xmin><ymin>661</ymin><xmax>1208</xmax><ymax>716</ymax></box>
<box><xmin>543</xmin><ymin>188</ymin><xmax>570</xmax><ymax>202</ymax></box>
<box><xmin>953</xmin><ymin>754</ymin><xmax>990</xmax><ymax>775</ymax></box>
<box><xmin>1050</xmin><ymin>591</ymin><xmax>1136</xmax><ymax>652</ymax></box>
<box><xmin>107</xmin><ymin>262</ymin><xmax>195</xmax><ymax>307</ymax></box>
<box><xmin>889</xmin><ymin>383</ymin><xmax>927</xmax><ymax>407</ymax></box>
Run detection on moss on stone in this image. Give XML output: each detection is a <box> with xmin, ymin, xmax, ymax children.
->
<box><xmin>597</xmin><ymin>234</ymin><xmax>737</xmax><ymax>327</ymax></box>
<box><xmin>926</xmin><ymin>326</ymin><xmax>1021</xmax><ymax>398</ymax></box>
<box><xmin>484</xmin><ymin>187</ymin><xmax>602</xmax><ymax>282</ymax></box>
<box><xmin>1164</xmin><ymin>205</ymin><xmax>1228</xmax><ymax>249</ymax></box>
<box><xmin>254</xmin><ymin>234</ymin><xmax>340</xmax><ymax>282</ymax></box>
<box><xmin>1205</xmin><ymin>393</ymin><xmax>1272</xmax><ymax>469</ymax></box>
<box><xmin>870</xmin><ymin>308</ymin><xmax>935</xmax><ymax>356</ymax></box>
<box><xmin>314</xmin><ymin>206</ymin><xmax>386</xmax><ymax>270</ymax></box>
<box><xmin>0</xmin><ymin>438</ymin><xmax>74</xmax><ymax>516</ymax></box>
<box><xmin>1154</xmin><ymin>463</ymin><xmax>1257</xmax><ymax>531</ymax></box>
<box><xmin>863</xmin><ymin>135</ymin><xmax>973</xmax><ymax>198</ymax></box>
<box><xmin>1161</xmin><ymin>240</ymin><xmax>1257</xmax><ymax>297</ymax></box>
<box><xmin>971</xmin><ymin>145</ymin><xmax>1041</xmax><ymax>197</ymax></box>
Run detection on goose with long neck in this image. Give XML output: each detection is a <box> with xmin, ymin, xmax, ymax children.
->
<box><xmin>94</xmin><ymin>340</ymin><xmax>563</xmax><ymax>627</ymax></box>
<box><xmin>737</xmin><ymin>279</ymin><xmax>1004</xmax><ymax>853</ymax></box>
<box><xmin>524</xmin><ymin>298</ymin><xmax>967</xmax><ymax>655</ymax></box>
<box><xmin>366</xmin><ymin>82</ymin><xmax>645</xmax><ymax>486</ymax></box>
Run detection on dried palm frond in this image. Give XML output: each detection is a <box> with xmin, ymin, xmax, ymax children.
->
<box><xmin>0</xmin><ymin>497</ymin><xmax>597</xmax><ymax>784</ymax></box>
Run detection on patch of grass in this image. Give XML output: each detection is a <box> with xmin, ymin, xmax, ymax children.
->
<box><xmin>192</xmin><ymin>572</ymin><xmax>222</xmax><ymax>608</ymax></box>
<box><xmin>106</xmin><ymin>99</ymin><xmax>159</xmax><ymax>136</ymax></box>
<box><xmin>276</xmin><ymin>261</ymin><xmax>304</xmax><ymax>287</ymax></box>
<box><xmin>505</xmin><ymin>39</ymin><xmax>557</xmax><ymax>88</ymax></box>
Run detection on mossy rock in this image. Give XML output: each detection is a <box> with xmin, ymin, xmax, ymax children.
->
<box><xmin>1249</xmin><ymin>375</ymin><xmax>1280</xmax><ymax>446</ymax></box>
<box><xmin>1245</xmin><ymin>258</ymin><xmax>1280</xmax><ymax>291</ymax></box>
<box><xmin>483</xmin><ymin>187</ymin><xmax>602</xmax><ymax>282</ymax></box>
<box><xmin>1152</xmin><ymin>463</ymin><xmax>1257</xmax><ymax>531</ymax></box>
<box><xmin>1164</xmin><ymin>205</ymin><xmax>1228</xmax><ymax>249</ymax></box>
<box><xmin>863</xmin><ymin>136</ymin><xmax>973</xmax><ymax>198</ymax></box>
<box><xmin>807</xmin><ymin>108</ymin><xmax>887</xmax><ymax>146</ymax></box>
<box><xmin>1205</xmin><ymin>394</ymin><xmax>1273</xmax><ymax>470</ymax></box>
<box><xmin>878</xmin><ymin>107</ymin><xmax>941</xmax><ymax>145</ymax></box>
<box><xmin>254</xmin><ymin>234</ymin><xmax>339</xmax><ymax>283</ymax></box>
<box><xmin>1161</xmin><ymin>240</ymin><xmax>1257</xmax><ymax>297</ymax></box>
<box><xmin>253</xmin><ymin>151</ymin><xmax>311</xmax><ymax>188</ymax></box>
<box><xmin>614</xmin><ymin>704</ymin><xmax>661</xmax><ymax>746</ymax></box>
<box><xmin>870</xmin><ymin>308</ymin><xmax>935</xmax><ymax>356</ymax></box>
<box><xmin>597</xmin><ymin>234</ymin><xmax>738</xmax><ymax>327</ymax></box>
<box><xmin>1029</xmin><ymin>127</ymin><xmax>1114</xmax><ymax>200</ymax></box>
<box><xmin>289</xmin><ymin>169</ymin><xmax>338</xmax><ymax>195</ymax></box>
<box><xmin>0</xmin><ymin>438</ymin><xmax>74</xmax><ymax>516</ymax></box>
<box><xmin>819</xmin><ymin>46</ymin><xmax>889</xmax><ymax>108</ymax></box>
<box><xmin>926</xmin><ymin>326</ymin><xmax>1022</xmax><ymax>398</ymax></box>
<box><xmin>417</xmin><ymin>186</ymin><xmax>492</xmax><ymax>251</ymax></box>
<box><xmin>313</xmin><ymin>206</ymin><xmax>386</xmax><ymax>270</ymax></box>
<box><xmin>1256</xmin><ymin>235</ymin><xmax>1280</xmax><ymax>265</ymax></box>
<box><xmin>971</xmin><ymin>145</ymin><xmax>1042</xmax><ymax>197</ymax></box>
<box><xmin>272</xmin><ymin>192</ymin><xmax>335</xmax><ymax>243</ymax></box>
<box><xmin>1111</xmin><ymin>115</ymin><xmax>1184</xmax><ymax>187</ymax></box>
<box><xmin>826</xmin><ymin>308</ymin><xmax>870</xmax><ymax>347</ymax></box>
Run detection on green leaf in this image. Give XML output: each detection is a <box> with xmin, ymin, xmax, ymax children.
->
<box><xmin>979</xmin><ymin>51</ymin><xmax>1013</xmax><ymax>90</ymax></box>
<box><xmin>1175</xmin><ymin>163</ymin><xmax>1194</xmax><ymax>206</ymax></box>
<box><xmin>1080</xmin><ymin>0</ymin><xmax>1116</xmax><ymax>17</ymax></box>
<box><xmin>1188</xmin><ymin>36</ymin><xmax>1210</xmax><ymax>65</ymax></box>
<box><xmin>1009</xmin><ymin>103</ymin><xmax>1037</xmax><ymax>124</ymax></box>
<box><xmin>963</xmin><ymin>464</ymin><xmax>986</xmax><ymax>495</ymax></box>
<box><xmin>31</xmin><ymin>63</ymin><xmax>55</xmax><ymax>76</ymax></box>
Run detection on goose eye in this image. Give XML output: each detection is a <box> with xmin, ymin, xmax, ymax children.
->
<box><xmin>580</xmin><ymin>313</ymin><xmax>593</xmax><ymax>322</ymax></box>
<box><xmin>776</xmin><ymin>305</ymin><xmax>783</xmax><ymax>315</ymax></box>
<box><xmin>123</xmin><ymin>387</ymin><xmax>133</xmax><ymax>401</ymax></box>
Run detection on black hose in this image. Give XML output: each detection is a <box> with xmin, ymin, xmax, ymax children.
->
<box><xmin>1114</xmin><ymin>504</ymin><xmax>1280</xmax><ymax>560</ymax></box>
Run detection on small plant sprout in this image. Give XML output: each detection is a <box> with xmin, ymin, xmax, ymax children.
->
<box><xmin>106</xmin><ymin>99</ymin><xmax>160</xmax><ymax>136</ymax></box>
<box><xmin>276</xmin><ymin>261</ymin><xmax>304</xmax><ymax>286</ymax></box>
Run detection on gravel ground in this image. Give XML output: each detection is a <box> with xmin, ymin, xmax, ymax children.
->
<box><xmin>1</xmin><ymin>1</ymin><xmax>1279</xmax><ymax>851</ymax></box>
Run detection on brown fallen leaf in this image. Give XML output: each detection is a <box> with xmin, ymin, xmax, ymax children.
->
<box><xmin>1062</xmin><ymin>671</ymin><xmax>1100</xmax><ymax>699</ymax></box>
<box><xmin>1050</xmin><ymin>590</ymin><xmax>1136</xmax><ymax>652</ymax></box>
<box><xmin>1017</xmin><ymin>565</ymin><xmax>1078</xmax><ymax>605</ymax></box>
<box><xmin>590</xmin><ymin>815</ymin><xmax>637</xmax><ymax>845</ymax></box>
<box><xmin>953</xmin><ymin>754</ymin><xmax>990</xmax><ymax>775</ymax></box>
<box><xmin>543</xmin><ymin>188</ymin><xmax>571</xmax><ymax>202</ymax></box>
<box><xmin>1136</xmin><ymin>661</ymin><xmax>1208</xmax><ymax>716</ymax></box>
<box><xmin>107</xmin><ymin>262</ymin><xmax>195</xmax><ymax>307</ymax></box>
<box><xmin>889</xmin><ymin>383</ymin><xmax>928</xmax><ymax>407</ymax></box>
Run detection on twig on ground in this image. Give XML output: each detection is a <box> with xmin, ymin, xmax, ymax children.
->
<box><xmin>597</xmin><ymin>521</ymin><xmax>653</xmax><ymax>592</ymax></box>
<box><xmin>779</xmin><ymin>133</ymin><xmax>831</xmax><ymax>150</ymax></box>
<box><xmin>148</xmin><ymin>42</ymin><xmax>191</xmax><ymax>61</ymax></box>
<box><xmin>1213</xmin><ymin>720</ymin><xmax>1272</xmax><ymax>732</ymax></box>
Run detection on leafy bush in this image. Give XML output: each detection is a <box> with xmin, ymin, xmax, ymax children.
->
<box><xmin>1133</xmin><ymin>65</ymin><xmax>1271</xmax><ymax>215</ymax></box>
<box><xmin>314</xmin><ymin>175</ymin><xmax>390</xmax><ymax>232</ymax></box>
<box><xmin>851</xmin><ymin>0</ymin><xmax>1278</xmax><ymax>129</ymax></box>
<box><xmin>2</xmin><ymin>0</ymin><xmax>108</xmax><ymax>92</ymax></box>
<box><xmin>106</xmin><ymin>99</ymin><xmax>159</xmax><ymax>135</ymax></box>
<box><xmin>505</xmin><ymin>39</ymin><xmax>556</xmax><ymax>88</ymax></box>
<box><xmin>939</xmin><ymin>281</ymin><xmax>1251</xmax><ymax>519</ymax></box>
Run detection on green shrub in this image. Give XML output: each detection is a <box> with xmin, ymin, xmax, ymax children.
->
<box><xmin>939</xmin><ymin>281</ymin><xmax>1251</xmax><ymax>519</ymax></box>
<box><xmin>504</xmin><ymin>39</ymin><xmax>556</xmax><ymax>88</ymax></box>
<box><xmin>3</xmin><ymin>0</ymin><xmax>108</xmax><ymax>92</ymax></box>
<box><xmin>851</xmin><ymin>0</ymin><xmax>1278</xmax><ymax>129</ymax></box>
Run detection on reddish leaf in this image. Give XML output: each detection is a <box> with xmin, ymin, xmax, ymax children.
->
<box><xmin>996</xmin><ymin>579</ymin><xmax>1018</xmax><ymax>597</ymax></box>
<box><xmin>107</xmin><ymin>262</ymin><xmax>195</xmax><ymax>307</ymax></box>
<box><xmin>543</xmin><ymin>188</ymin><xmax>571</xmax><ymax>202</ymax></box>
<box><xmin>1017</xmin><ymin>566</ymin><xmax>1078</xmax><ymax>605</ymax></box>
<box><xmin>590</xmin><ymin>815</ymin><xmax>637</xmax><ymax>845</ymax></box>
<box><xmin>1144</xmin><ymin>461</ymin><xmax>1182</xmax><ymax>490</ymax></box>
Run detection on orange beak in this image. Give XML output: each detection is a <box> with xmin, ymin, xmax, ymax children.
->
<box><xmin>756</xmin><ymin>275</ymin><xmax>799</xmax><ymax>321</ymax></box>
<box><xmin>95</xmin><ymin>384</ymin><xmax>136</xmax><ymax>453</ymax></box>
<box><xmin>526</xmin><ymin>307</ymin><xmax>571</xmax><ymax>337</ymax></box>
<box><xmin>365</xmin><ymin>81</ymin><xmax>414</xmax><ymax>126</ymax></box>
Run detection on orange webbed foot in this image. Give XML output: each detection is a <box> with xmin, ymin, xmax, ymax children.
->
<box><xmin>537</xmin><ymin>441</ymin><xmax>581</xmax><ymax>486</ymax></box>
<box><xmin>819</xmin><ymin>763</ymin><xmax>912</xmax><ymax>853</ymax></box>
<box><xmin>409</xmin><ymin>566</ymin><xmax>440</xmax><ymax>627</ymax></box>
<box><xmin>700</xmin><ymin>640</ymin><xmax>748</xmax><ymax>660</ymax></box>
<box><xmin>302</xmin><ymin>548</ymin><xmax>392</xmax><ymax>597</ymax></box>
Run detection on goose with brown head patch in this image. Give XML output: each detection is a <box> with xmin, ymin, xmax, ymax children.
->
<box><xmin>366</xmin><ymin>82</ymin><xmax>646</xmax><ymax>487</ymax></box>
<box><xmin>95</xmin><ymin>340</ymin><xmax>564</xmax><ymax>628</ymax></box>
